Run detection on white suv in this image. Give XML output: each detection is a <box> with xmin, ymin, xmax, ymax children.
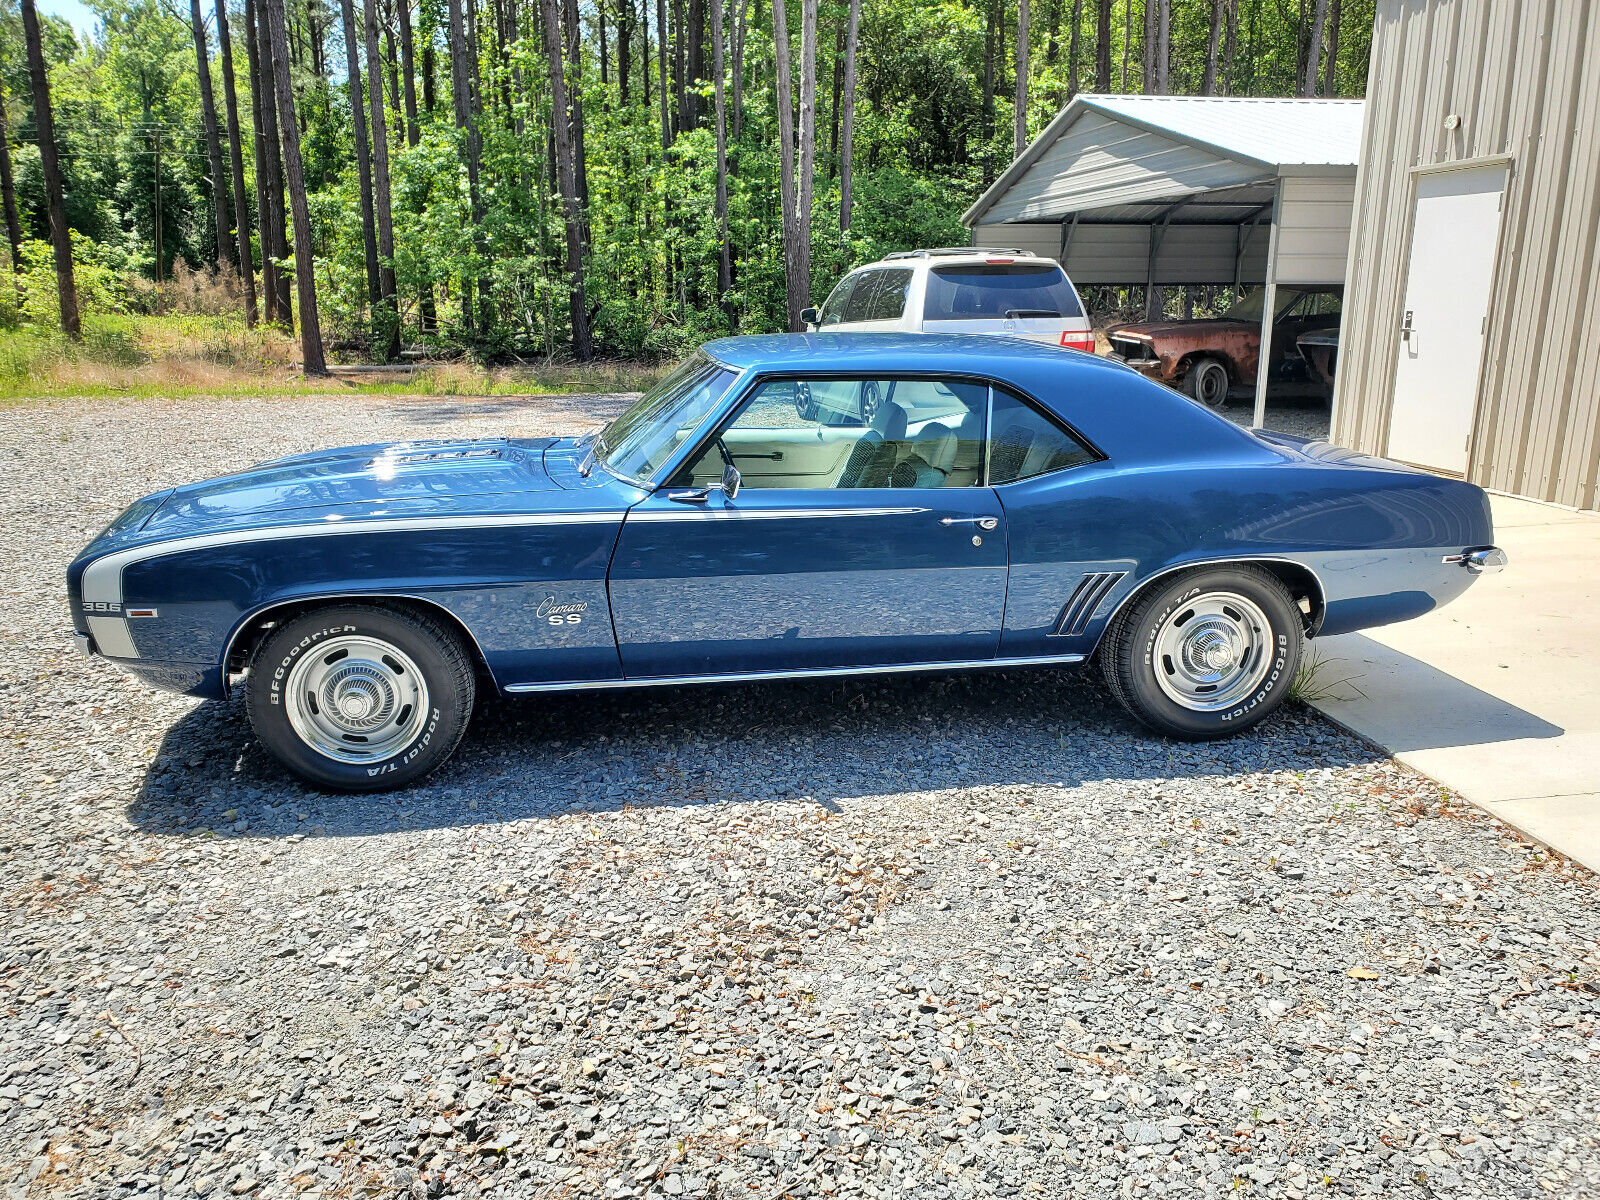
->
<box><xmin>803</xmin><ymin>248</ymin><xmax>1095</xmax><ymax>352</ymax></box>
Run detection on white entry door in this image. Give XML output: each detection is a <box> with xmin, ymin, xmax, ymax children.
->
<box><xmin>1386</xmin><ymin>164</ymin><xmax>1508</xmax><ymax>474</ymax></box>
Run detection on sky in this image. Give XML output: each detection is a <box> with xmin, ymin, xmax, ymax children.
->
<box><xmin>39</xmin><ymin>0</ymin><xmax>99</xmax><ymax>38</ymax></box>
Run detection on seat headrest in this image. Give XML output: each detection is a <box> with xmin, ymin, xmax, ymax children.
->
<box><xmin>870</xmin><ymin>399</ymin><xmax>909</xmax><ymax>441</ymax></box>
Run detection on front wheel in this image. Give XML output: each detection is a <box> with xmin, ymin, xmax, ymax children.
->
<box><xmin>246</xmin><ymin>604</ymin><xmax>476</xmax><ymax>791</ymax></box>
<box><xmin>1099</xmin><ymin>566</ymin><xmax>1303</xmax><ymax>740</ymax></box>
<box><xmin>1187</xmin><ymin>357</ymin><xmax>1231</xmax><ymax>408</ymax></box>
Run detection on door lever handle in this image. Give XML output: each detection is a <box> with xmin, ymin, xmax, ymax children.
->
<box><xmin>941</xmin><ymin>516</ymin><xmax>999</xmax><ymax>530</ymax></box>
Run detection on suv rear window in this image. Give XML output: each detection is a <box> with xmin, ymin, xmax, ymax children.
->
<box><xmin>923</xmin><ymin>263</ymin><xmax>1083</xmax><ymax>321</ymax></box>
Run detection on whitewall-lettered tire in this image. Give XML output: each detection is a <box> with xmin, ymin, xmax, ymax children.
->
<box><xmin>1100</xmin><ymin>566</ymin><xmax>1303</xmax><ymax>740</ymax></box>
<box><xmin>246</xmin><ymin>604</ymin><xmax>475</xmax><ymax>791</ymax></box>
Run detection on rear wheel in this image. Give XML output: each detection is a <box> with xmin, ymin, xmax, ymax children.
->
<box><xmin>246</xmin><ymin>604</ymin><xmax>475</xmax><ymax>791</ymax></box>
<box><xmin>1187</xmin><ymin>357</ymin><xmax>1230</xmax><ymax>408</ymax></box>
<box><xmin>1100</xmin><ymin>566</ymin><xmax>1303</xmax><ymax>740</ymax></box>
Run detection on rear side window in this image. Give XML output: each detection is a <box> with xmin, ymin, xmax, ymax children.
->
<box><xmin>924</xmin><ymin>263</ymin><xmax>1084</xmax><ymax>321</ymax></box>
<box><xmin>988</xmin><ymin>387</ymin><xmax>1096</xmax><ymax>483</ymax></box>
<box><xmin>840</xmin><ymin>269</ymin><xmax>913</xmax><ymax>323</ymax></box>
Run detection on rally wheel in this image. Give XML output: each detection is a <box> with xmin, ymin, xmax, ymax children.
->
<box><xmin>1100</xmin><ymin>566</ymin><xmax>1302</xmax><ymax>739</ymax></box>
<box><xmin>246</xmin><ymin>604</ymin><xmax>475</xmax><ymax>791</ymax></box>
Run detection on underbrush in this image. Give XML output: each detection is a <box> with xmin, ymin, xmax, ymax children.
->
<box><xmin>0</xmin><ymin>314</ymin><xmax>662</xmax><ymax>402</ymax></box>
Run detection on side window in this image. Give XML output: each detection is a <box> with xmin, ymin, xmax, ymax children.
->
<box><xmin>673</xmin><ymin>377</ymin><xmax>986</xmax><ymax>490</ymax></box>
<box><xmin>988</xmin><ymin>388</ymin><xmax>1096</xmax><ymax>484</ymax></box>
<box><xmin>817</xmin><ymin>274</ymin><xmax>858</xmax><ymax>326</ymax></box>
<box><xmin>840</xmin><ymin>270</ymin><xmax>913</xmax><ymax>323</ymax></box>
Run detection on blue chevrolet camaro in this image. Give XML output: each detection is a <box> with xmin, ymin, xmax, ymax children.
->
<box><xmin>68</xmin><ymin>334</ymin><xmax>1505</xmax><ymax>791</ymax></box>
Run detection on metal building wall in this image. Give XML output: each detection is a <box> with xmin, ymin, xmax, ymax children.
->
<box><xmin>1333</xmin><ymin>0</ymin><xmax>1600</xmax><ymax>510</ymax></box>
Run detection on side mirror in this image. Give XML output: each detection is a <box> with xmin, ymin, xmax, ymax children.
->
<box><xmin>800</xmin><ymin>307</ymin><xmax>819</xmax><ymax>330</ymax></box>
<box><xmin>721</xmin><ymin>462</ymin><xmax>742</xmax><ymax>500</ymax></box>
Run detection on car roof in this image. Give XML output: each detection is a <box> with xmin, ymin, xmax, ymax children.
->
<box><xmin>699</xmin><ymin>333</ymin><xmax>1276</xmax><ymax>468</ymax></box>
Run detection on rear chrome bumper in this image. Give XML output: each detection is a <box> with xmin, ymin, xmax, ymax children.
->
<box><xmin>1443</xmin><ymin>546</ymin><xmax>1508</xmax><ymax>574</ymax></box>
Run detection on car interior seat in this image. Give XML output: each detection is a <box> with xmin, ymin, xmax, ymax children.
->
<box><xmin>837</xmin><ymin>399</ymin><xmax>909</xmax><ymax>488</ymax></box>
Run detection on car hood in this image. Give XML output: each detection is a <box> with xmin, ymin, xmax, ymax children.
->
<box><xmin>117</xmin><ymin>436</ymin><xmax>640</xmax><ymax>545</ymax></box>
<box><xmin>1107</xmin><ymin>319</ymin><xmax>1254</xmax><ymax>340</ymax></box>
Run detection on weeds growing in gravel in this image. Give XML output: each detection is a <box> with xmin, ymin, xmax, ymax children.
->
<box><xmin>1289</xmin><ymin>647</ymin><xmax>1367</xmax><ymax>705</ymax></box>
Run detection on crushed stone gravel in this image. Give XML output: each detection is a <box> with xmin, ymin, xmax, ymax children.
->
<box><xmin>1</xmin><ymin>391</ymin><xmax>1595</xmax><ymax>1200</ymax></box>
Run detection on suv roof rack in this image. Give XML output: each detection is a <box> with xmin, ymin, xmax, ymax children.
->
<box><xmin>881</xmin><ymin>247</ymin><xmax>1037</xmax><ymax>260</ymax></box>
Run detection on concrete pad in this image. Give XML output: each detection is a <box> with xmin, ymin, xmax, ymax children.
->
<box><xmin>1309</xmin><ymin>493</ymin><xmax>1600</xmax><ymax>874</ymax></box>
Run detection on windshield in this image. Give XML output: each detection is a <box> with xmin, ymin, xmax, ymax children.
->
<box><xmin>596</xmin><ymin>352</ymin><xmax>737</xmax><ymax>483</ymax></box>
<box><xmin>1225</xmin><ymin>288</ymin><xmax>1309</xmax><ymax>323</ymax></box>
<box><xmin>923</xmin><ymin>263</ymin><xmax>1083</xmax><ymax>321</ymax></box>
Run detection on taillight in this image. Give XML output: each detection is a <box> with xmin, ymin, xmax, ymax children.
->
<box><xmin>1059</xmin><ymin>331</ymin><xmax>1096</xmax><ymax>352</ymax></box>
<box><xmin>985</xmin><ymin>257</ymin><xmax>1015</xmax><ymax>264</ymax></box>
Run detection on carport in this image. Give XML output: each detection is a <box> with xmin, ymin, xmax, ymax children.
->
<box><xmin>963</xmin><ymin>94</ymin><xmax>1363</xmax><ymax>425</ymax></box>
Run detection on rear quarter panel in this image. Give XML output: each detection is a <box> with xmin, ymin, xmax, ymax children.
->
<box><xmin>996</xmin><ymin>456</ymin><xmax>1492</xmax><ymax>657</ymax></box>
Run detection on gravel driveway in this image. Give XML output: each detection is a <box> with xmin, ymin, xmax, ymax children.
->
<box><xmin>2</xmin><ymin>394</ymin><xmax>1595</xmax><ymax>1200</ymax></box>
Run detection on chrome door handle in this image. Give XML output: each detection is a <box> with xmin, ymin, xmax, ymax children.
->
<box><xmin>941</xmin><ymin>516</ymin><xmax>999</xmax><ymax>530</ymax></box>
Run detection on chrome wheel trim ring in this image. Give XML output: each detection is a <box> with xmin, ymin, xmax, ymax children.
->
<box><xmin>284</xmin><ymin>634</ymin><xmax>430</xmax><ymax>764</ymax></box>
<box><xmin>1151</xmin><ymin>590</ymin><xmax>1274</xmax><ymax>712</ymax></box>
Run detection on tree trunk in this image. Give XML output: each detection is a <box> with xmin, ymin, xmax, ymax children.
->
<box><xmin>672</xmin><ymin>0</ymin><xmax>684</xmax><ymax>133</ymax></box>
<box><xmin>618</xmin><ymin>0</ymin><xmax>632</xmax><ymax>106</ymax></box>
<box><xmin>1140</xmin><ymin>0</ymin><xmax>1153</xmax><ymax>91</ymax></box>
<box><xmin>215</xmin><ymin>0</ymin><xmax>258</xmax><ymax>325</ymax></box>
<box><xmin>261</xmin><ymin>0</ymin><xmax>326</xmax><ymax>372</ymax></box>
<box><xmin>338</xmin><ymin>0</ymin><xmax>381</xmax><ymax>308</ymax></box>
<box><xmin>1094</xmin><ymin>0</ymin><xmax>1110</xmax><ymax>92</ymax></box>
<box><xmin>422</xmin><ymin>37</ymin><xmax>436</xmax><ymax>112</ymax></box>
<box><xmin>711</xmin><ymin>0</ymin><xmax>730</xmax><ymax>314</ymax></box>
<box><xmin>244</xmin><ymin>0</ymin><xmax>280</xmax><ymax>326</ymax></box>
<box><xmin>838</xmin><ymin>0</ymin><xmax>858</xmax><ymax>232</ymax></box>
<box><xmin>253</xmin><ymin>0</ymin><xmax>293</xmax><ymax>327</ymax></box>
<box><xmin>1065</xmin><ymin>0</ymin><xmax>1080</xmax><ymax>98</ymax></box>
<box><xmin>981</xmin><ymin>0</ymin><xmax>995</xmax><ymax>180</ymax></box>
<box><xmin>1158</xmin><ymin>0</ymin><xmax>1171</xmax><ymax>92</ymax></box>
<box><xmin>397</xmin><ymin>0</ymin><xmax>421</xmax><ymax>143</ymax></box>
<box><xmin>540</xmin><ymin>0</ymin><xmax>592</xmax><ymax>358</ymax></box>
<box><xmin>560</xmin><ymin>0</ymin><xmax>589</xmax><ymax>205</ymax></box>
<box><xmin>730</xmin><ymin>0</ymin><xmax>746</xmax><ymax>140</ymax></box>
<box><xmin>1044</xmin><ymin>0</ymin><xmax>1059</xmax><ymax>64</ymax></box>
<box><xmin>1323</xmin><ymin>0</ymin><xmax>1341</xmax><ymax>97</ymax></box>
<box><xmin>382</xmin><ymin>2</ymin><xmax>404</xmax><ymax>133</ymax></box>
<box><xmin>771</xmin><ymin>0</ymin><xmax>801</xmax><ymax>330</ymax></box>
<box><xmin>657</xmin><ymin>0</ymin><xmax>670</xmax><ymax>147</ymax></box>
<box><xmin>641</xmin><ymin>0</ymin><xmax>650</xmax><ymax>107</ymax></box>
<box><xmin>0</xmin><ymin>87</ymin><xmax>26</xmax><ymax>274</ymax></box>
<box><xmin>447</xmin><ymin>0</ymin><xmax>485</xmax><ymax>329</ymax></box>
<box><xmin>686</xmin><ymin>0</ymin><xmax>705</xmax><ymax>130</ymax></box>
<box><xmin>1202</xmin><ymin>0</ymin><xmax>1223</xmax><ymax>94</ymax></box>
<box><xmin>1013</xmin><ymin>0</ymin><xmax>1028</xmax><ymax>156</ymax></box>
<box><xmin>20</xmin><ymin>0</ymin><xmax>78</xmax><ymax>337</ymax></box>
<box><xmin>364</xmin><ymin>0</ymin><xmax>402</xmax><ymax>358</ymax></box>
<box><xmin>188</xmin><ymin>0</ymin><xmax>236</xmax><ymax>272</ymax></box>
<box><xmin>797</xmin><ymin>0</ymin><xmax>815</xmax><ymax>271</ymax></box>
<box><xmin>1302</xmin><ymin>0</ymin><xmax>1329</xmax><ymax>95</ymax></box>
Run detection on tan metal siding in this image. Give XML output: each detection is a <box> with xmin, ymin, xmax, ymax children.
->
<box><xmin>973</xmin><ymin>221</ymin><xmax>1271</xmax><ymax>285</ymax></box>
<box><xmin>1273</xmin><ymin>177</ymin><xmax>1356</xmax><ymax>284</ymax></box>
<box><xmin>1334</xmin><ymin>0</ymin><xmax>1600</xmax><ymax>510</ymax></box>
<box><xmin>971</xmin><ymin>223</ymin><xmax>1062</xmax><ymax>259</ymax></box>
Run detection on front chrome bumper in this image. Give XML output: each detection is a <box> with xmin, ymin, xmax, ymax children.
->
<box><xmin>1443</xmin><ymin>546</ymin><xmax>1508</xmax><ymax>574</ymax></box>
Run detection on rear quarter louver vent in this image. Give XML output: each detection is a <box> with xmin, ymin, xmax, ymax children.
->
<box><xmin>1049</xmin><ymin>571</ymin><xmax>1128</xmax><ymax>638</ymax></box>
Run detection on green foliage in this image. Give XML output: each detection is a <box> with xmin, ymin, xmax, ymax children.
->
<box><xmin>3</xmin><ymin>0</ymin><xmax>1373</xmax><ymax>361</ymax></box>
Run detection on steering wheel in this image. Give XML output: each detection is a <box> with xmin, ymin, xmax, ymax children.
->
<box><xmin>860</xmin><ymin>380</ymin><xmax>883</xmax><ymax>426</ymax></box>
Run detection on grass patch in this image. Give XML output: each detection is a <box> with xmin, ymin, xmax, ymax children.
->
<box><xmin>1289</xmin><ymin>646</ymin><xmax>1368</xmax><ymax>705</ymax></box>
<box><xmin>0</xmin><ymin>314</ymin><xmax>665</xmax><ymax>403</ymax></box>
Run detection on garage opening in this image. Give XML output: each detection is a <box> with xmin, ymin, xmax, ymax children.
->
<box><xmin>963</xmin><ymin>94</ymin><xmax>1363</xmax><ymax>438</ymax></box>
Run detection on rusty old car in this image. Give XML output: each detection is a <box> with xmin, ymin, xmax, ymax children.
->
<box><xmin>1105</xmin><ymin>287</ymin><xmax>1342</xmax><ymax>408</ymax></box>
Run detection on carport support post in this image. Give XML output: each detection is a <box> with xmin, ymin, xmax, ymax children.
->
<box><xmin>1252</xmin><ymin>182</ymin><xmax>1284</xmax><ymax>429</ymax></box>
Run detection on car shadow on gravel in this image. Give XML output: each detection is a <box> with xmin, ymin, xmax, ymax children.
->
<box><xmin>128</xmin><ymin>666</ymin><xmax>1385</xmax><ymax>839</ymax></box>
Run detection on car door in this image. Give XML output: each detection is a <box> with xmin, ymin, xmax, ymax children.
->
<box><xmin>607</xmin><ymin>375</ymin><xmax>1009</xmax><ymax>679</ymax></box>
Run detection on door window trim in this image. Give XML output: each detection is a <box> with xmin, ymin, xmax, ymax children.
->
<box><xmin>658</xmin><ymin>369</ymin><xmax>1106</xmax><ymax>491</ymax></box>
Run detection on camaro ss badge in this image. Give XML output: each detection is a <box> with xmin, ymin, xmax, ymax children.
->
<box><xmin>537</xmin><ymin>596</ymin><xmax>588</xmax><ymax>626</ymax></box>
